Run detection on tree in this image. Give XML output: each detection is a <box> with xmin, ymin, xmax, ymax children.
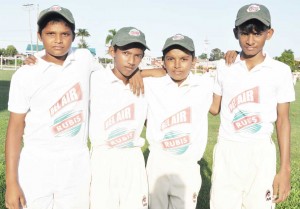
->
<box><xmin>209</xmin><ymin>48</ymin><xmax>224</xmax><ymax>61</ymax></box>
<box><xmin>274</xmin><ymin>49</ymin><xmax>296</xmax><ymax>72</ymax></box>
<box><xmin>105</xmin><ymin>29</ymin><xmax>117</xmax><ymax>46</ymax></box>
<box><xmin>198</xmin><ymin>53</ymin><xmax>208</xmax><ymax>60</ymax></box>
<box><xmin>76</xmin><ymin>29</ymin><xmax>90</xmax><ymax>48</ymax></box>
<box><xmin>0</xmin><ymin>48</ymin><xmax>5</xmax><ymax>56</ymax></box>
<box><xmin>4</xmin><ymin>45</ymin><xmax>18</xmax><ymax>57</ymax></box>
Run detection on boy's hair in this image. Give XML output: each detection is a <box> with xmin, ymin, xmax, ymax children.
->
<box><xmin>38</xmin><ymin>13</ymin><xmax>75</xmax><ymax>38</ymax></box>
<box><xmin>37</xmin><ymin>5</ymin><xmax>75</xmax><ymax>38</ymax></box>
<box><xmin>113</xmin><ymin>42</ymin><xmax>146</xmax><ymax>57</ymax></box>
<box><xmin>233</xmin><ymin>19</ymin><xmax>270</xmax><ymax>39</ymax></box>
<box><xmin>162</xmin><ymin>45</ymin><xmax>195</xmax><ymax>61</ymax></box>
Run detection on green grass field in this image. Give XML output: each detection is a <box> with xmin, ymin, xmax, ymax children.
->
<box><xmin>0</xmin><ymin>70</ymin><xmax>299</xmax><ymax>209</ymax></box>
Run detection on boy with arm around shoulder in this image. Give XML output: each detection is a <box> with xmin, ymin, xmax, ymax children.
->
<box><xmin>5</xmin><ymin>5</ymin><xmax>96</xmax><ymax>209</ymax></box>
<box><xmin>89</xmin><ymin>27</ymin><xmax>150</xmax><ymax>209</ymax></box>
<box><xmin>143</xmin><ymin>34</ymin><xmax>214</xmax><ymax>209</ymax></box>
<box><xmin>210</xmin><ymin>3</ymin><xmax>295</xmax><ymax>209</ymax></box>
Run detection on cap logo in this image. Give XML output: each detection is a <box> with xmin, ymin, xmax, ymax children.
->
<box><xmin>172</xmin><ymin>34</ymin><xmax>184</xmax><ymax>41</ymax></box>
<box><xmin>49</xmin><ymin>5</ymin><xmax>62</xmax><ymax>11</ymax></box>
<box><xmin>247</xmin><ymin>5</ymin><xmax>260</xmax><ymax>13</ymax></box>
<box><xmin>128</xmin><ymin>29</ymin><xmax>141</xmax><ymax>37</ymax></box>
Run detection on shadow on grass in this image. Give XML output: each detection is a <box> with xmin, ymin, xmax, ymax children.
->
<box><xmin>197</xmin><ymin>158</ymin><xmax>212</xmax><ymax>209</ymax></box>
<box><xmin>0</xmin><ymin>80</ymin><xmax>10</xmax><ymax>112</ymax></box>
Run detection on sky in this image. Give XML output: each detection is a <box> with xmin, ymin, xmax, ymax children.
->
<box><xmin>1</xmin><ymin>0</ymin><xmax>299</xmax><ymax>59</ymax></box>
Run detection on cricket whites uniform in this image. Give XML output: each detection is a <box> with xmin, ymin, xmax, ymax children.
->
<box><xmin>8</xmin><ymin>49</ymin><xmax>98</xmax><ymax>209</ymax></box>
<box><xmin>144</xmin><ymin>73</ymin><xmax>213</xmax><ymax>209</ymax></box>
<box><xmin>210</xmin><ymin>54</ymin><xmax>295</xmax><ymax>209</ymax></box>
<box><xmin>89</xmin><ymin>68</ymin><xmax>148</xmax><ymax>209</ymax></box>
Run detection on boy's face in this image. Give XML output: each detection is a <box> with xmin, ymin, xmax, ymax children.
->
<box><xmin>110</xmin><ymin>47</ymin><xmax>144</xmax><ymax>80</ymax></box>
<box><xmin>236</xmin><ymin>28</ymin><xmax>273</xmax><ymax>57</ymax></box>
<box><xmin>164</xmin><ymin>48</ymin><xmax>195</xmax><ymax>86</ymax></box>
<box><xmin>38</xmin><ymin>21</ymin><xmax>74</xmax><ymax>64</ymax></box>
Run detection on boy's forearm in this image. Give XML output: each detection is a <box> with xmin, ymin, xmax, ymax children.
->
<box><xmin>5</xmin><ymin>113</ymin><xmax>26</xmax><ymax>184</ymax></box>
<box><xmin>209</xmin><ymin>93</ymin><xmax>222</xmax><ymax>115</ymax></box>
<box><xmin>276</xmin><ymin>120</ymin><xmax>291</xmax><ymax>171</ymax></box>
<box><xmin>276</xmin><ymin>103</ymin><xmax>291</xmax><ymax>171</ymax></box>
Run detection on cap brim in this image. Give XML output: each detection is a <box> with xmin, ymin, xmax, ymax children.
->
<box><xmin>162</xmin><ymin>42</ymin><xmax>194</xmax><ymax>52</ymax></box>
<box><xmin>235</xmin><ymin>15</ymin><xmax>270</xmax><ymax>26</ymax></box>
<box><xmin>115</xmin><ymin>40</ymin><xmax>150</xmax><ymax>50</ymax></box>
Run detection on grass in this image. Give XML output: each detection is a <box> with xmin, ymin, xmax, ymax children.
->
<box><xmin>0</xmin><ymin>70</ymin><xmax>299</xmax><ymax>209</ymax></box>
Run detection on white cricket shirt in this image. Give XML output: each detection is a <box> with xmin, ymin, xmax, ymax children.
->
<box><xmin>144</xmin><ymin>73</ymin><xmax>213</xmax><ymax>162</ymax></box>
<box><xmin>8</xmin><ymin>49</ymin><xmax>98</xmax><ymax>149</ymax></box>
<box><xmin>214</xmin><ymin>54</ymin><xmax>295</xmax><ymax>142</ymax></box>
<box><xmin>89</xmin><ymin>68</ymin><xmax>147</xmax><ymax>148</ymax></box>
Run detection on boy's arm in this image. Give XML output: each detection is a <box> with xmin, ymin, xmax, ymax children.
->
<box><xmin>129</xmin><ymin>68</ymin><xmax>166</xmax><ymax>96</ymax></box>
<box><xmin>5</xmin><ymin>112</ymin><xmax>27</xmax><ymax>209</ymax></box>
<box><xmin>273</xmin><ymin>102</ymin><xmax>291</xmax><ymax>203</ymax></box>
<box><xmin>209</xmin><ymin>93</ymin><xmax>222</xmax><ymax>115</ymax></box>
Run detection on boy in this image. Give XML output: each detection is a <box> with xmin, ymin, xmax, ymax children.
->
<box><xmin>210</xmin><ymin>4</ymin><xmax>295</xmax><ymax>209</ymax></box>
<box><xmin>89</xmin><ymin>27</ymin><xmax>150</xmax><ymax>209</ymax></box>
<box><xmin>5</xmin><ymin>5</ymin><xmax>98</xmax><ymax>209</ymax></box>
<box><xmin>142</xmin><ymin>34</ymin><xmax>214</xmax><ymax>209</ymax></box>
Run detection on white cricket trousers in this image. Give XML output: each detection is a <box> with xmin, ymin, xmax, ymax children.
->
<box><xmin>18</xmin><ymin>145</ymin><xmax>91</xmax><ymax>209</ymax></box>
<box><xmin>210</xmin><ymin>138</ymin><xmax>276</xmax><ymax>209</ymax></box>
<box><xmin>146</xmin><ymin>149</ymin><xmax>202</xmax><ymax>209</ymax></box>
<box><xmin>90</xmin><ymin>147</ymin><xmax>148</xmax><ymax>209</ymax></box>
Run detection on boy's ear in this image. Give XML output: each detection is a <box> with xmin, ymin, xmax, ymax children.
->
<box><xmin>37</xmin><ymin>32</ymin><xmax>42</xmax><ymax>42</ymax></box>
<box><xmin>108</xmin><ymin>46</ymin><xmax>115</xmax><ymax>57</ymax></box>
<box><xmin>192</xmin><ymin>57</ymin><xmax>196</xmax><ymax>69</ymax></box>
<box><xmin>266</xmin><ymin>28</ymin><xmax>274</xmax><ymax>40</ymax></box>
<box><xmin>233</xmin><ymin>28</ymin><xmax>238</xmax><ymax>39</ymax></box>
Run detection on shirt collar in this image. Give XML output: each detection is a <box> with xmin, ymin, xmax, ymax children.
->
<box><xmin>106</xmin><ymin>67</ymin><xmax>131</xmax><ymax>89</ymax></box>
<box><xmin>235</xmin><ymin>51</ymin><xmax>273</xmax><ymax>71</ymax></box>
<box><xmin>165</xmin><ymin>72</ymin><xmax>199</xmax><ymax>87</ymax></box>
<box><xmin>35</xmin><ymin>49</ymin><xmax>75</xmax><ymax>73</ymax></box>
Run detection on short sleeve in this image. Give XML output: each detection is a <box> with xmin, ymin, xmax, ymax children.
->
<box><xmin>8</xmin><ymin>71</ymin><xmax>30</xmax><ymax>113</ymax></box>
<box><xmin>276</xmin><ymin>66</ymin><xmax>295</xmax><ymax>103</ymax></box>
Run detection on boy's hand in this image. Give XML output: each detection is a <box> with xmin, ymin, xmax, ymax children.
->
<box><xmin>224</xmin><ymin>50</ymin><xmax>239</xmax><ymax>65</ymax></box>
<box><xmin>5</xmin><ymin>183</ymin><xmax>27</xmax><ymax>209</ymax></box>
<box><xmin>129</xmin><ymin>70</ymin><xmax>144</xmax><ymax>96</ymax></box>
<box><xmin>23</xmin><ymin>55</ymin><xmax>37</xmax><ymax>66</ymax></box>
<box><xmin>272</xmin><ymin>169</ymin><xmax>291</xmax><ymax>203</ymax></box>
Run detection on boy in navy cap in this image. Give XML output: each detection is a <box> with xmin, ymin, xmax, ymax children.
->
<box><xmin>210</xmin><ymin>3</ymin><xmax>294</xmax><ymax>209</ymax></box>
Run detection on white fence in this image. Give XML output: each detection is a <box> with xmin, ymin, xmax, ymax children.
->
<box><xmin>0</xmin><ymin>55</ymin><xmax>25</xmax><ymax>70</ymax></box>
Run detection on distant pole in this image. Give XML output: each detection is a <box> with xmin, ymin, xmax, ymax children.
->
<box><xmin>36</xmin><ymin>4</ymin><xmax>39</xmax><ymax>52</ymax></box>
<box><xmin>23</xmin><ymin>4</ymin><xmax>34</xmax><ymax>54</ymax></box>
<box><xmin>204</xmin><ymin>37</ymin><xmax>210</xmax><ymax>73</ymax></box>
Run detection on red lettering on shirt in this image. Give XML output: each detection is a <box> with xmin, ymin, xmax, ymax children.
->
<box><xmin>107</xmin><ymin>131</ymin><xmax>135</xmax><ymax>147</ymax></box>
<box><xmin>233</xmin><ymin>115</ymin><xmax>261</xmax><ymax>130</ymax></box>
<box><xmin>228</xmin><ymin>87</ymin><xmax>259</xmax><ymax>112</ymax></box>
<box><xmin>161</xmin><ymin>107</ymin><xmax>191</xmax><ymax>131</ymax></box>
<box><xmin>52</xmin><ymin>112</ymin><xmax>83</xmax><ymax>134</ymax></box>
<box><xmin>104</xmin><ymin>104</ymin><xmax>135</xmax><ymax>130</ymax></box>
<box><xmin>161</xmin><ymin>135</ymin><xmax>190</xmax><ymax>148</ymax></box>
<box><xmin>49</xmin><ymin>83</ymin><xmax>82</xmax><ymax>116</ymax></box>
